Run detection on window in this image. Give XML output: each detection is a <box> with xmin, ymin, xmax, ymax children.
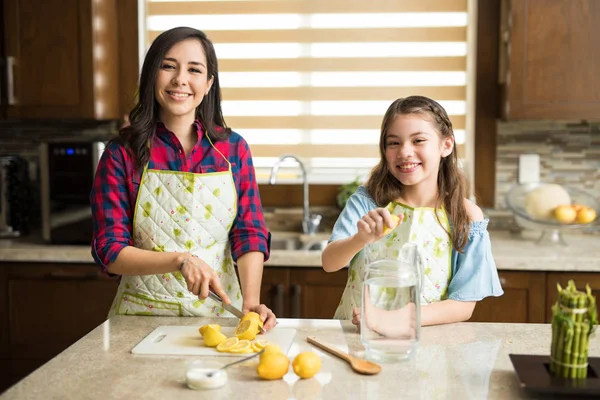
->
<box><xmin>142</xmin><ymin>0</ymin><xmax>474</xmax><ymax>185</ymax></box>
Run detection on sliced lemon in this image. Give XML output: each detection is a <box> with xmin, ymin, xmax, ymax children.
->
<box><xmin>235</xmin><ymin>319</ymin><xmax>259</xmax><ymax>341</ymax></box>
<box><xmin>216</xmin><ymin>337</ymin><xmax>239</xmax><ymax>352</ymax></box>
<box><xmin>228</xmin><ymin>339</ymin><xmax>252</xmax><ymax>353</ymax></box>
<box><xmin>203</xmin><ymin>326</ymin><xmax>227</xmax><ymax>347</ymax></box>
<box><xmin>252</xmin><ymin>340</ymin><xmax>269</xmax><ymax>352</ymax></box>
<box><xmin>241</xmin><ymin>311</ymin><xmax>264</xmax><ymax>329</ymax></box>
<box><xmin>198</xmin><ymin>324</ymin><xmax>221</xmax><ymax>336</ymax></box>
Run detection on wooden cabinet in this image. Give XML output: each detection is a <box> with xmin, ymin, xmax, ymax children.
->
<box><xmin>2</xmin><ymin>0</ymin><xmax>120</xmax><ymax>119</ymax></box>
<box><xmin>289</xmin><ymin>269</ymin><xmax>346</xmax><ymax>319</ymax></box>
<box><xmin>545</xmin><ymin>272</ymin><xmax>600</xmax><ymax>323</ymax></box>
<box><xmin>501</xmin><ymin>0</ymin><xmax>600</xmax><ymax>120</ymax></box>
<box><xmin>260</xmin><ymin>267</ymin><xmax>346</xmax><ymax>319</ymax></box>
<box><xmin>469</xmin><ymin>271</ymin><xmax>546</xmax><ymax>323</ymax></box>
<box><xmin>0</xmin><ymin>262</ymin><xmax>117</xmax><ymax>392</ymax></box>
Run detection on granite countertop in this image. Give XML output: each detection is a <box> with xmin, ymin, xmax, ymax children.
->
<box><xmin>1</xmin><ymin>230</ymin><xmax>599</xmax><ymax>271</ymax></box>
<box><xmin>2</xmin><ymin>316</ymin><xmax>598</xmax><ymax>399</ymax></box>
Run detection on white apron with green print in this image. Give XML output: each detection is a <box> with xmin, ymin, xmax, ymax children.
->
<box><xmin>107</xmin><ymin>144</ymin><xmax>242</xmax><ymax>317</ymax></box>
<box><xmin>334</xmin><ymin>202</ymin><xmax>452</xmax><ymax>320</ymax></box>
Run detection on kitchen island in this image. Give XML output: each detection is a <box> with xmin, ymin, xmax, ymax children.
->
<box><xmin>2</xmin><ymin>317</ymin><xmax>598</xmax><ymax>399</ymax></box>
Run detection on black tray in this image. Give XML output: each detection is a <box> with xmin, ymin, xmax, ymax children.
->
<box><xmin>509</xmin><ymin>354</ymin><xmax>600</xmax><ymax>397</ymax></box>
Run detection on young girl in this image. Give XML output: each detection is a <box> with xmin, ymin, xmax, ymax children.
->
<box><xmin>322</xmin><ymin>96</ymin><xmax>503</xmax><ymax>327</ymax></box>
<box><xmin>90</xmin><ymin>27</ymin><xmax>276</xmax><ymax>329</ymax></box>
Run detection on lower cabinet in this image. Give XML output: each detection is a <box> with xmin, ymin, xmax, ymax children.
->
<box><xmin>0</xmin><ymin>263</ymin><xmax>118</xmax><ymax>393</ymax></box>
<box><xmin>469</xmin><ymin>271</ymin><xmax>547</xmax><ymax>323</ymax></box>
<box><xmin>261</xmin><ymin>267</ymin><xmax>347</xmax><ymax>319</ymax></box>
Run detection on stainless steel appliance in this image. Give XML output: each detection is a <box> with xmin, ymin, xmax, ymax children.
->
<box><xmin>40</xmin><ymin>141</ymin><xmax>105</xmax><ymax>244</ymax></box>
<box><xmin>0</xmin><ymin>155</ymin><xmax>30</xmax><ymax>238</ymax></box>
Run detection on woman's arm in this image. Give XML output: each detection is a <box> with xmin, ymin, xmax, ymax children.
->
<box><xmin>236</xmin><ymin>251</ymin><xmax>263</xmax><ymax>308</ymax></box>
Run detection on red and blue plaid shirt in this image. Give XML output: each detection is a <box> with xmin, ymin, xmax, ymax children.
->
<box><xmin>90</xmin><ymin>121</ymin><xmax>270</xmax><ymax>275</ymax></box>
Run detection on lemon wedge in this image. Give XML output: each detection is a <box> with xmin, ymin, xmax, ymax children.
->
<box><xmin>383</xmin><ymin>214</ymin><xmax>401</xmax><ymax>235</ymax></box>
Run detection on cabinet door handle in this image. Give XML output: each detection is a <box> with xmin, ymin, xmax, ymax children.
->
<box><xmin>500</xmin><ymin>277</ymin><xmax>507</xmax><ymax>285</ymax></box>
<box><xmin>291</xmin><ymin>284</ymin><xmax>302</xmax><ymax>318</ymax></box>
<box><xmin>6</xmin><ymin>56</ymin><xmax>17</xmax><ymax>105</ymax></box>
<box><xmin>273</xmin><ymin>284</ymin><xmax>285</xmax><ymax>317</ymax></box>
<box><xmin>48</xmin><ymin>270</ymin><xmax>102</xmax><ymax>280</ymax></box>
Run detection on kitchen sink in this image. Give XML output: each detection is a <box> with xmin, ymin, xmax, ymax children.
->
<box><xmin>269</xmin><ymin>231</ymin><xmax>329</xmax><ymax>251</ymax></box>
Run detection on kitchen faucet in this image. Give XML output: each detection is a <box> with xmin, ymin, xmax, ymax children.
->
<box><xmin>269</xmin><ymin>154</ymin><xmax>322</xmax><ymax>235</ymax></box>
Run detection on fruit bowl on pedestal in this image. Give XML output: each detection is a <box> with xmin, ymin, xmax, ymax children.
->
<box><xmin>506</xmin><ymin>183</ymin><xmax>599</xmax><ymax>246</ymax></box>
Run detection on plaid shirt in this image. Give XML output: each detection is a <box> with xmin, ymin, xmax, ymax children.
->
<box><xmin>90</xmin><ymin>121</ymin><xmax>270</xmax><ymax>275</ymax></box>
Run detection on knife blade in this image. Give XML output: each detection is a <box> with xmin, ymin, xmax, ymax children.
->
<box><xmin>208</xmin><ymin>290</ymin><xmax>265</xmax><ymax>333</ymax></box>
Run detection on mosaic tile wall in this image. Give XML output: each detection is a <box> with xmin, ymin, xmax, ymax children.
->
<box><xmin>495</xmin><ymin>120</ymin><xmax>600</xmax><ymax>210</ymax></box>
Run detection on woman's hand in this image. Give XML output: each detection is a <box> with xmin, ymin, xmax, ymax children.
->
<box><xmin>180</xmin><ymin>256</ymin><xmax>230</xmax><ymax>303</ymax></box>
<box><xmin>244</xmin><ymin>304</ymin><xmax>277</xmax><ymax>331</ymax></box>
<box><xmin>355</xmin><ymin>208</ymin><xmax>402</xmax><ymax>245</ymax></box>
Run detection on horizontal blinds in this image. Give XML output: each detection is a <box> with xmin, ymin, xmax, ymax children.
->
<box><xmin>145</xmin><ymin>0</ymin><xmax>470</xmax><ymax>184</ymax></box>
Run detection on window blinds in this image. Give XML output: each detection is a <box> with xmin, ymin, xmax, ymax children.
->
<box><xmin>144</xmin><ymin>0</ymin><xmax>470</xmax><ymax>184</ymax></box>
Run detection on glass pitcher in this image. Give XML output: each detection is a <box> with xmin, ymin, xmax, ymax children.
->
<box><xmin>360</xmin><ymin>242</ymin><xmax>421</xmax><ymax>362</ymax></box>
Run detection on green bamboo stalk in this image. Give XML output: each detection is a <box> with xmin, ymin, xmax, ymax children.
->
<box><xmin>579</xmin><ymin>323</ymin><xmax>589</xmax><ymax>379</ymax></box>
<box><xmin>570</xmin><ymin>293</ymin><xmax>584</xmax><ymax>378</ymax></box>
<box><xmin>562</xmin><ymin>319</ymin><xmax>574</xmax><ymax>378</ymax></box>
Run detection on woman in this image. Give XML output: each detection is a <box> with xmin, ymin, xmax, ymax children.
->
<box><xmin>90</xmin><ymin>27</ymin><xmax>276</xmax><ymax>330</ymax></box>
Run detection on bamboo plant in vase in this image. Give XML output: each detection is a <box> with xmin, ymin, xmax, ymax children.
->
<box><xmin>550</xmin><ymin>280</ymin><xmax>598</xmax><ymax>379</ymax></box>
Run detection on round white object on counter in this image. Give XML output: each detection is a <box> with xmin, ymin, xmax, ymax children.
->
<box><xmin>524</xmin><ymin>183</ymin><xmax>571</xmax><ymax>220</ymax></box>
<box><xmin>186</xmin><ymin>360</ymin><xmax>228</xmax><ymax>390</ymax></box>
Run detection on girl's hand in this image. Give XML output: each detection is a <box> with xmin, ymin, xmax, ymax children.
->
<box><xmin>180</xmin><ymin>256</ymin><xmax>231</xmax><ymax>303</ymax></box>
<box><xmin>243</xmin><ymin>304</ymin><xmax>277</xmax><ymax>331</ymax></box>
<box><xmin>352</xmin><ymin>307</ymin><xmax>361</xmax><ymax>330</ymax></box>
<box><xmin>355</xmin><ymin>208</ymin><xmax>402</xmax><ymax>245</ymax></box>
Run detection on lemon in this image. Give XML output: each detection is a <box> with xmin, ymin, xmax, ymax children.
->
<box><xmin>235</xmin><ymin>319</ymin><xmax>259</xmax><ymax>341</ymax></box>
<box><xmin>383</xmin><ymin>214</ymin><xmax>401</xmax><ymax>235</ymax></box>
<box><xmin>241</xmin><ymin>311</ymin><xmax>264</xmax><ymax>329</ymax></box>
<box><xmin>228</xmin><ymin>339</ymin><xmax>252</xmax><ymax>353</ymax></box>
<box><xmin>257</xmin><ymin>352</ymin><xmax>290</xmax><ymax>380</ymax></box>
<box><xmin>260</xmin><ymin>344</ymin><xmax>282</xmax><ymax>359</ymax></box>
<box><xmin>198</xmin><ymin>324</ymin><xmax>221</xmax><ymax>336</ymax></box>
<box><xmin>203</xmin><ymin>325</ymin><xmax>227</xmax><ymax>347</ymax></box>
<box><xmin>216</xmin><ymin>337</ymin><xmax>239</xmax><ymax>352</ymax></box>
<box><xmin>292</xmin><ymin>352</ymin><xmax>321</xmax><ymax>379</ymax></box>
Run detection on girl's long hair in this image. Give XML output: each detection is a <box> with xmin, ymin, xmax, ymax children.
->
<box><xmin>365</xmin><ymin>96</ymin><xmax>471</xmax><ymax>252</ymax></box>
<box><xmin>114</xmin><ymin>27</ymin><xmax>230</xmax><ymax>171</ymax></box>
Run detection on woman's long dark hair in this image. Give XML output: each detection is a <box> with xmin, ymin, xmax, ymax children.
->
<box><xmin>116</xmin><ymin>27</ymin><xmax>230</xmax><ymax>171</ymax></box>
<box><xmin>365</xmin><ymin>96</ymin><xmax>471</xmax><ymax>252</ymax></box>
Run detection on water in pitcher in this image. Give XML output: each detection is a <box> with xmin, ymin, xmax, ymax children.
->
<box><xmin>360</xmin><ymin>244</ymin><xmax>421</xmax><ymax>362</ymax></box>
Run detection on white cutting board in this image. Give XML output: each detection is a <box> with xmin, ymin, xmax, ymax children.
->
<box><xmin>131</xmin><ymin>325</ymin><xmax>296</xmax><ymax>357</ymax></box>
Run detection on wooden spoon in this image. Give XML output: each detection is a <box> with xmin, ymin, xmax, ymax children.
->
<box><xmin>306</xmin><ymin>336</ymin><xmax>382</xmax><ymax>375</ymax></box>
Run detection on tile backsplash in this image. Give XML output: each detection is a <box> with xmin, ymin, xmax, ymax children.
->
<box><xmin>495</xmin><ymin>120</ymin><xmax>600</xmax><ymax>209</ymax></box>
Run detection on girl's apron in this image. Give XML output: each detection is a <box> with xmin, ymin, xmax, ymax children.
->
<box><xmin>108</xmin><ymin>137</ymin><xmax>242</xmax><ymax>317</ymax></box>
<box><xmin>334</xmin><ymin>202</ymin><xmax>453</xmax><ymax>320</ymax></box>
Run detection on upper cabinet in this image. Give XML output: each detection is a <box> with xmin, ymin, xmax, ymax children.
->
<box><xmin>500</xmin><ymin>0</ymin><xmax>600</xmax><ymax>120</ymax></box>
<box><xmin>2</xmin><ymin>0</ymin><xmax>119</xmax><ymax>119</ymax></box>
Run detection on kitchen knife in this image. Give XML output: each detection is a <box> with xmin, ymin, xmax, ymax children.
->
<box><xmin>208</xmin><ymin>290</ymin><xmax>265</xmax><ymax>333</ymax></box>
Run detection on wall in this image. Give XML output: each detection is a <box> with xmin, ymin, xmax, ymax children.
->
<box><xmin>495</xmin><ymin>121</ymin><xmax>600</xmax><ymax>209</ymax></box>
